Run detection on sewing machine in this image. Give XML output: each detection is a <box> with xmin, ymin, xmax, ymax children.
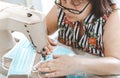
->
<box><xmin>0</xmin><ymin>1</ymin><xmax>47</xmax><ymax>78</ymax></box>
<box><xmin>0</xmin><ymin>1</ymin><xmax>47</xmax><ymax>53</ymax></box>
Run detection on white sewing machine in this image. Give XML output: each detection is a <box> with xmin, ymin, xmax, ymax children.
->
<box><xmin>0</xmin><ymin>1</ymin><xmax>47</xmax><ymax>78</ymax></box>
<box><xmin>0</xmin><ymin>1</ymin><xmax>47</xmax><ymax>53</ymax></box>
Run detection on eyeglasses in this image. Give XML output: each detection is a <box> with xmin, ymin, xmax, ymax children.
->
<box><xmin>55</xmin><ymin>0</ymin><xmax>90</xmax><ymax>14</ymax></box>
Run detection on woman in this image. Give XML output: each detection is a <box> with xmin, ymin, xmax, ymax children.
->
<box><xmin>38</xmin><ymin>0</ymin><xmax>120</xmax><ymax>78</ymax></box>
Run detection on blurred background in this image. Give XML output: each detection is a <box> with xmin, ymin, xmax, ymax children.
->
<box><xmin>0</xmin><ymin>0</ymin><xmax>54</xmax><ymax>14</ymax></box>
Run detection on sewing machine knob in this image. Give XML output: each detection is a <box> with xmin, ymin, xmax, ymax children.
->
<box><xmin>42</xmin><ymin>48</ymin><xmax>46</xmax><ymax>51</ymax></box>
<box><xmin>27</xmin><ymin>13</ymin><xmax>32</xmax><ymax>17</ymax></box>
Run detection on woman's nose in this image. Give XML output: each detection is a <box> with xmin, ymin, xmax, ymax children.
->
<box><xmin>61</xmin><ymin>1</ymin><xmax>73</xmax><ymax>14</ymax></box>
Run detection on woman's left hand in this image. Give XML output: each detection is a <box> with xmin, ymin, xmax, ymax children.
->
<box><xmin>37</xmin><ymin>55</ymin><xmax>79</xmax><ymax>77</ymax></box>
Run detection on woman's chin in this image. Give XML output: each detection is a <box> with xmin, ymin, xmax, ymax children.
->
<box><xmin>66</xmin><ymin>17</ymin><xmax>78</xmax><ymax>22</ymax></box>
<box><xmin>67</xmin><ymin>18</ymin><xmax>77</xmax><ymax>22</ymax></box>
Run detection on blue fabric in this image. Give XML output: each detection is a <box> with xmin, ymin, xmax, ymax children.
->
<box><xmin>41</xmin><ymin>46</ymin><xmax>75</xmax><ymax>61</ymax></box>
<box><xmin>67</xmin><ymin>75</ymin><xmax>85</xmax><ymax>78</ymax></box>
<box><xmin>7</xmin><ymin>38</ymin><xmax>36</xmax><ymax>76</ymax></box>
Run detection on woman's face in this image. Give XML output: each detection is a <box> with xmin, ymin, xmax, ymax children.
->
<box><xmin>58</xmin><ymin>0</ymin><xmax>92</xmax><ymax>22</ymax></box>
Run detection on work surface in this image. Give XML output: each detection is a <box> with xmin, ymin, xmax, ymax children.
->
<box><xmin>0</xmin><ymin>38</ymin><xmax>75</xmax><ymax>78</ymax></box>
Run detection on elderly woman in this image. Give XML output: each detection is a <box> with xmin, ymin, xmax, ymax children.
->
<box><xmin>38</xmin><ymin>0</ymin><xmax>120</xmax><ymax>78</ymax></box>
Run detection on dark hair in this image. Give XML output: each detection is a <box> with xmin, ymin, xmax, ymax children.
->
<box><xmin>90</xmin><ymin>0</ymin><xmax>115</xmax><ymax>18</ymax></box>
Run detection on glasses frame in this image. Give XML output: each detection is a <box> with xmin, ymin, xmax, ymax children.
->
<box><xmin>55</xmin><ymin>0</ymin><xmax>90</xmax><ymax>14</ymax></box>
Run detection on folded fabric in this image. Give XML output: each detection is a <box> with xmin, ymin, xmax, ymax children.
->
<box><xmin>3</xmin><ymin>38</ymin><xmax>36</xmax><ymax>78</ymax></box>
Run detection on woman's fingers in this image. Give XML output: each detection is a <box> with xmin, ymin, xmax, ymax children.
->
<box><xmin>43</xmin><ymin>37</ymin><xmax>57</xmax><ymax>55</ymax></box>
<box><xmin>38</xmin><ymin>61</ymin><xmax>57</xmax><ymax>72</ymax></box>
<box><xmin>53</xmin><ymin>54</ymin><xmax>61</xmax><ymax>59</ymax></box>
<box><xmin>46</xmin><ymin>44</ymin><xmax>53</xmax><ymax>54</ymax></box>
<box><xmin>45</xmin><ymin>71</ymin><xmax>62</xmax><ymax>77</ymax></box>
<box><xmin>48</xmin><ymin>37</ymin><xmax>57</xmax><ymax>46</ymax></box>
<box><xmin>44</xmin><ymin>68</ymin><xmax>67</xmax><ymax>78</ymax></box>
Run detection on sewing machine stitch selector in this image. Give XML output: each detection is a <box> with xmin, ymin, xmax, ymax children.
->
<box><xmin>27</xmin><ymin>13</ymin><xmax>32</xmax><ymax>17</ymax></box>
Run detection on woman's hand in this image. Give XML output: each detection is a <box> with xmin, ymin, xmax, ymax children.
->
<box><xmin>43</xmin><ymin>37</ymin><xmax>57</xmax><ymax>55</ymax></box>
<box><xmin>37</xmin><ymin>55</ymin><xmax>80</xmax><ymax>77</ymax></box>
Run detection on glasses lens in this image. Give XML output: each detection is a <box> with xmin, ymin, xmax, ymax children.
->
<box><xmin>55</xmin><ymin>0</ymin><xmax>65</xmax><ymax>9</ymax></box>
<box><xmin>55</xmin><ymin>0</ymin><xmax>60</xmax><ymax>4</ymax></box>
<box><xmin>68</xmin><ymin>9</ymin><xmax>80</xmax><ymax>14</ymax></box>
<box><xmin>55</xmin><ymin>0</ymin><xmax>89</xmax><ymax>14</ymax></box>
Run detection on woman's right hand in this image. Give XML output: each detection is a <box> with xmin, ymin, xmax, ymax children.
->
<box><xmin>42</xmin><ymin>37</ymin><xmax>57</xmax><ymax>55</ymax></box>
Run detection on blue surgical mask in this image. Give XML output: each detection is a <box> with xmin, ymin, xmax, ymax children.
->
<box><xmin>5</xmin><ymin>38</ymin><xmax>36</xmax><ymax>78</ymax></box>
